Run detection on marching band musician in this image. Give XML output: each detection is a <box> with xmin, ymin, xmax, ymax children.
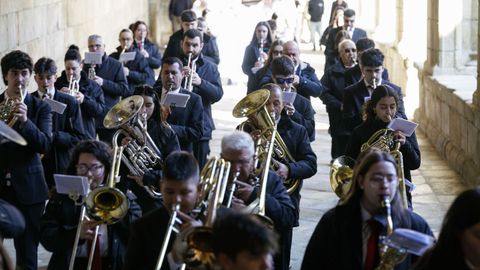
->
<box><xmin>122</xmin><ymin>85</ymin><xmax>180</xmax><ymax>214</ymax></box>
<box><xmin>320</xmin><ymin>39</ymin><xmax>357</xmax><ymax>159</ymax></box>
<box><xmin>270</xmin><ymin>56</ymin><xmax>316</xmax><ymax>142</ymax></box>
<box><xmin>262</xmin><ymin>84</ymin><xmax>317</xmax><ymax>226</ymax></box>
<box><xmin>242</xmin><ymin>21</ymin><xmax>273</xmax><ymax>93</ymax></box>
<box><xmin>221</xmin><ymin>131</ymin><xmax>295</xmax><ymax>270</ymax></box>
<box><xmin>213</xmin><ymin>210</ymin><xmax>278</xmax><ymax>270</ymax></box>
<box><xmin>124</xmin><ymin>151</ymin><xmax>201</xmax><ymax>270</ymax></box>
<box><xmin>342</xmin><ymin>48</ymin><xmax>405</xmax><ymax>133</ymax></box>
<box><xmin>301</xmin><ymin>149</ymin><xmax>432</xmax><ymax>270</ymax></box>
<box><xmin>130</xmin><ymin>20</ymin><xmax>162</xmax><ymax>70</ymax></box>
<box><xmin>0</xmin><ymin>50</ymin><xmax>52</xmax><ymax>270</ymax></box>
<box><xmin>40</xmin><ymin>140</ymin><xmax>142</xmax><ymax>270</ymax></box>
<box><xmin>153</xmin><ymin>57</ymin><xmax>204</xmax><ymax>153</ymax></box>
<box><xmin>248</xmin><ymin>40</ymin><xmax>285</xmax><ymax>94</ymax></box>
<box><xmin>179</xmin><ymin>28</ymin><xmax>223</xmax><ymax>168</ymax></box>
<box><xmin>345</xmin><ymin>85</ymin><xmax>420</xmax><ymax>208</ymax></box>
<box><xmin>82</xmin><ymin>34</ymin><xmax>129</xmax><ymax>144</ymax></box>
<box><xmin>55</xmin><ymin>45</ymin><xmax>107</xmax><ymax>139</ymax></box>
<box><xmin>110</xmin><ymin>29</ymin><xmax>155</xmax><ymax>92</ymax></box>
<box><xmin>32</xmin><ymin>57</ymin><xmax>87</xmax><ymax>189</ymax></box>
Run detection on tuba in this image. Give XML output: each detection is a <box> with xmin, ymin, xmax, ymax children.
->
<box><xmin>361</xmin><ymin>128</ymin><xmax>408</xmax><ymax>207</ymax></box>
<box><xmin>104</xmin><ymin>95</ymin><xmax>163</xmax><ymax>198</ymax></box>
<box><xmin>0</xmin><ymin>86</ymin><xmax>25</xmax><ymax>127</ymax></box>
<box><xmin>233</xmin><ymin>89</ymin><xmax>300</xmax><ymax>194</ymax></box>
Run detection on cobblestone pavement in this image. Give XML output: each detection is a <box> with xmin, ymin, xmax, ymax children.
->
<box><xmin>6</xmin><ymin>45</ymin><xmax>467</xmax><ymax>270</ymax></box>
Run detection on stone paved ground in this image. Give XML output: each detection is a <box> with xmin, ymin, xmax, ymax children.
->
<box><xmin>6</xmin><ymin>45</ymin><xmax>468</xmax><ymax>269</ymax></box>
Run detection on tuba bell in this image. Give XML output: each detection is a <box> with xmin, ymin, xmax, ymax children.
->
<box><xmin>233</xmin><ymin>89</ymin><xmax>300</xmax><ymax>194</ymax></box>
<box><xmin>104</xmin><ymin>95</ymin><xmax>163</xmax><ymax>197</ymax></box>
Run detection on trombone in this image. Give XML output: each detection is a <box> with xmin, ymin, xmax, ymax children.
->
<box><xmin>69</xmin><ymin>145</ymin><xmax>129</xmax><ymax>270</ymax></box>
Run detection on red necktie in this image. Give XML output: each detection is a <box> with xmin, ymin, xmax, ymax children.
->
<box><xmin>87</xmin><ymin>233</ymin><xmax>102</xmax><ymax>270</ymax></box>
<box><xmin>364</xmin><ymin>219</ymin><xmax>379</xmax><ymax>270</ymax></box>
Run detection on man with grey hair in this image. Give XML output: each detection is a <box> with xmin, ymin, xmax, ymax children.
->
<box><xmin>83</xmin><ymin>34</ymin><xmax>129</xmax><ymax>143</ymax></box>
<box><xmin>220</xmin><ymin>130</ymin><xmax>295</xmax><ymax>270</ymax></box>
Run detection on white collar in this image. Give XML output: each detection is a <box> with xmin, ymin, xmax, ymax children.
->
<box><xmin>38</xmin><ymin>87</ymin><xmax>55</xmax><ymax>99</ymax></box>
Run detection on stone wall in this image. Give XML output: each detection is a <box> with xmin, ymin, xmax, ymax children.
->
<box><xmin>414</xmin><ymin>73</ymin><xmax>480</xmax><ymax>186</ymax></box>
<box><xmin>0</xmin><ymin>0</ymin><xmax>152</xmax><ymax>91</ymax></box>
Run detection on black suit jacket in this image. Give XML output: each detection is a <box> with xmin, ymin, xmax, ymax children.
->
<box><xmin>155</xmin><ymin>88</ymin><xmax>204</xmax><ymax>152</ymax></box>
<box><xmin>0</xmin><ymin>93</ymin><xmax>52</xmax><ymax>204</ymax></box>
<box><xmin>32</xmin><ymin>91</ymin><xmax>87</xmax><ymax>187</ymax></box>
<box><xmin>342</xmin><ymin>79</ymin><xmax>406</xmax><ymax>132</ymax></box>
<box><xmin>110</xmin><ymin>47</ymin><xmax>156</xmax><ymax>91</ymax></box>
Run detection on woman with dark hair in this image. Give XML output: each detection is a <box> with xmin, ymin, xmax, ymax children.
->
<box><xmin>40</xmin><ymin>140</ymin><xmax>142</xmax><ymax>270</ymax></box>
<box><xmin>131</xmin><ymin>20</ymin><xmax>162</xmax><ymax>70</ymax></box>
<box><xmin>242</xmin><ymin>21</ymin><xmax>274</xmax><ymax>92</ymax></box>
<box><xmin>414</xmin><ymin>187</ymin><xmax>480</xmax><ymax>270</ymax></box>
<box><xmin>248</xmin><ymin>39</ymin><xmax>284</xmax><ymax>93</ymax></box>
<box><xmin>55</xmin><ymin>45</ymin><xmax>106</xmax><ymax>139</ymax></box>
<box><xmin>301</xmin><ymin>149</ymin><xmax>432</xmax><ymax>270</ymax></box>
<box><xmin>346</xmin><ymin>85</ymin><xmax>421</xmax><ymax>207</ymax></box>
<box><xmin>121</xmin><ymin>85</ymin><xmax>180</xmax><ymax>214</ymax></box>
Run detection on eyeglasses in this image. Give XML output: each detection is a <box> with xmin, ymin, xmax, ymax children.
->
<box><xmin>344</xmin><ymin>48</ymin><xmax>357</xmax><ymax>53</ymax></box>
<box><xmin>274</xmin><ymin>77</ymin><xmax>294</xmax><ymax>84</ymax></box>
<box><xmin>76</xmin><ymin>164</ymin><xmax>104</xmax><ymax>176</ymax></box>
<box><xmin>368</xmin><ymin>175</ymin><xmax>398</xmax><ymax>187</ymax></box>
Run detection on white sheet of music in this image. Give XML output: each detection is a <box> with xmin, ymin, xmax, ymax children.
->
<box><xmin>119</xmin><ymin>51</ymin><xmax>136</xmax><ymax>62</ymax></box>
<box><xmin>43</xmin><ymin>98</ymin><xmax>66</xmax><ymax>114</ymax></box>
<box><xmin>84</xmin><ymin>52</ymin><xmax>103</xmax><ymax>65</ymax></box>
<box><xmin>54</xmin><ymin>174</ymin><xmax>89</xmax><ymax>196</ymax></box>
<box><xmin>282</xmin><ymin>91</ymin><xmax>297</xmax><ymax>104</ymax></box>
<box><xmin>387</xmin><ymin>118</ymin><xmax>418</xmax><ymax>137</ymax></box>
<box><xmin>161</xmin><ymin>92</ymin><xmax>190</xmax><ymax>108</ymax></box>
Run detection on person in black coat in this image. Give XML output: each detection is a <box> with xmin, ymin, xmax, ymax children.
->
<box><xmin>55</xmin><ymin>45</ymin><xmax>106</xmax><ymax>139</ymax></box>
<box><xmin>196</xmin><ymin>17</ymin><xmax>221</xmax><ymax>65</ymax></box>
<box><xmin>164</xmin><ymin>10</ymin><xmax>220</xmax><ymax>65</ymax></box>
<box><xmin>327</xmin><ymin>0</ymin><xmax>348</xmax><ymax>25</ymax></box>
<box><xmin>83</xmin><ymin>34</ymin><xmax>129</xmax><ymax>144</ymax></box>
<box><xmin>110</xmin><ymin>29</ymin><xmax>155</xmax><ymax>92</ymax></box>
<box><xmin>32</xmin><ymin>57</ymin><xmax>87</xmax><ymax>189</ymax></box>
<box><xmin>414</xmin><ymin>187</ymin><xmax>480</xmax><ymax>270</ymax></box>
<box><xmin>346</xmin><ymin>85</ymin><xmax>420</xmax><ymax>207</ymax></box>
<box><xmin>307</xmin><ymin>0</ymin><xmax>324</xmax><ymax>51</ymax></box>
<box><xmin>124</xmin><ymin>151</ymin><xmax>201</xmax><ymax>270</ymax></box>
<box><xmin>0</xmin><ymin>50</ymin><xmax>52</xmax><ymax>270</ymax></box>
<box><xmin>119</xmin><ymin>85</ymin><xmax>180</xmax><ymax>214</ymax></box>
<box><xmin>242</xmin><ymin>21</ymin><xmax>273</xmax><ymax>92</ymax></box>
<box><xmin>131</xmin><ymin>21</ymin><xmax>162</xmax><ymax>70</ymax></box>
<box><xmin>268</xmin><ymin>56</ymin><xmax>316</xmax><ymax>141</ymax></box>
<box><xmin>153</xmin><ymin>57</ymin><xmax>204</xmax><ymax>152</ymax></box>
<box><xmin>221</xmin><ymin>131</ymin><xmax>296</xmax><ymax>270</ymax></box>
<box><xmin>168</xmin><ymin>0</ymin><xmax>193</xmax><ymax>32</ymax></box>
<box><xmin>40</xmin><ymin>140</ymin><xmax>142</xmax><ymax>270</ymax></box>
<box><xmin>320</xmin><ymin>39</ymin><xmax>357</xmax><ymax>159</ymax></box>
<box><xmin>248</xmin><ymin>39</ymin><xmax>285</xmax><ymax>93</ymax></box>
<box><xmin>325</xmin><ymin>8</ymin><xmax>367</xmax><ymax>71</ymax></box>
<box><xmin>301</xmin><ymin>149</ymin><xmax>433</xmax><ymax>270</ymax></box>
<box><xmin>178</xmin><ymin>29</ymin><xmax>223</xmax><ymax>168</ymax></box>
<box><xmin>343</xmin><ymin>48</ymin><xmax>406</xmax><ymax>133</ymax></box>
<box><xmin>344</xmin><ymin>38</ymin><xmax>390</xmax><ymax>86</ymax></box>
<box><xmin>263</xmin><ymin>84</ymin><xmax>317</xmax><ymax>225</ymax></box>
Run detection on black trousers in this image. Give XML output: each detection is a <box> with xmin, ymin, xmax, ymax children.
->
<box><xmin>193</xmin><ymin>140</ymin><xmax>210</xmax><ymax>169</ymax></box>
<box><xmin>331</xmin><ymin>134</ymin><xmax>350</xmax><ymax>159</ymax></box>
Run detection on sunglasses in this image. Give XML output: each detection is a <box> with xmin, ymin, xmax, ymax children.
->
<box><xmin>275</xmin><ymin>77</ymin><xmax>294</xmax><ymax>84</ymax></box>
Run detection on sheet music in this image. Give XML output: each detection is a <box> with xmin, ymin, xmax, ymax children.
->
<box><xmin>119</xmin><ymin>52</ymin><xmax>136</xmax><ymax>62</ymax></box>
<box><xmin>161</xmin><ymin>92</ymin><xmax>190</xmax><ymax>108</ymax></box>
<box><xmin>43</xmin><ymin>98</ymin><xmax>66</xmax><ymax>114</ymax></box>
<box><xmin>282</xmin><ymin>91</ymin><xmax>297</xmax><ymax>104</ymax></box>
<box><xmin>387</xmin><ymin>118</ymin><xmax>418</xmax><ymax>137</ymax></box>
<box><xmin>54</xmin><ymin>174</ymin><xmax>89</xmax><ymax>196</ymax></box>
<box><xmin>84</xmin><ymin>52</ymin><xmax>103</xmax><ymax>65</ymax></box>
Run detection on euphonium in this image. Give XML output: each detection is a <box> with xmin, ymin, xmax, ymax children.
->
<box><xmin>68</xmin><ymin>74</ymin><xmax>80</xmax><ymax>96</ymax></box>
<box><xmin>361</xmin><ymin>127</ymin><xmax>408</xmax><ymax>207</ymax></box>
<box><xmin>104</xmin><ymin>95</ymin><xmax>163</xmax><ymax>198</ymax></box>
<box><xmin>329</xmin><ymin>155</ymin><xmax>356</xmax><ymax>201</ymax></box>
<box><xmin>233</xmin><ymin>89</ymin><xmax>300</xmax><ymax>194</ymax></box>
<box><xmin>0</xmin><ymin>86</ymin><xmax>25</xmax><ymax>127</ymax></box>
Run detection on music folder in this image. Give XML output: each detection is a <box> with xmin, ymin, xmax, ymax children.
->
<box><xmin>54</xmin><ymin>174</ymin><xmax>89</xmax><ymax>197</ymax></box>
<box><xmin>161</xmin><ymin>92</ymin><xmax>190</xmax><ymax>108</ymax></box>
<box><xmin>43</xmin><ymin>98</ymin><xmax>67</xmax><ymax>114</ymax></box>
<box><xmin>282</xmin><ymin>91</ymin><xmax>297</xmax><ymax>104</ymax></box>
<box><xmin>387</xmin><ymin>118</ymin><xmax>418</xmax><ymax>137</ymax></box>
<box><xmin>119</xmin><ymin>52</ymin><xmax>136</xmax><ymax>63</ymax></box>
<box><xmin>84</xmin><ymin>52</ymin><xmax>103</xmax><ymax>65</ymax></box>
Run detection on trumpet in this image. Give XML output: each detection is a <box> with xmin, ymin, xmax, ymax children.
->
<box><xmin>0</xmin><ymin>86</ymin><xmax>25</xmax><ymax>127</ymax></box>
<box><xmin>68</xmin><ymin>74</ymin><xmax>80</xmax><ymax>96</ymax></box>
<box><xmin>183</xmin><ymin>52</ymin><xmax>196</xmax><ymax>91</ymax></box>
<box><xmin>88</xmin><ymin>65</ymin><xmax>96</xmax><ymax>80</ymax></box>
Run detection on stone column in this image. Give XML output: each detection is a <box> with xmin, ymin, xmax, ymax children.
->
<box><xmin>475</xmin><ymin>0</ymin><xmax>480</xmax><ymax>107</ymax></box>
<box><xmin>371</xmin><ymin>0</ymin><xmax>396</xmax><ymax>43</ymax></box>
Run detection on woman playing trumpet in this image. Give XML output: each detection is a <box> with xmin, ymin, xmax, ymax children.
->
<box><xmin>345</xmin><ymin>85</ymin><xmax>421</xmax><ymax>207</ymax></box>
<box><xmin>40</xmin><ymin>140</ymin><xmax>141</xmax><ymax>270</ymax></box>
